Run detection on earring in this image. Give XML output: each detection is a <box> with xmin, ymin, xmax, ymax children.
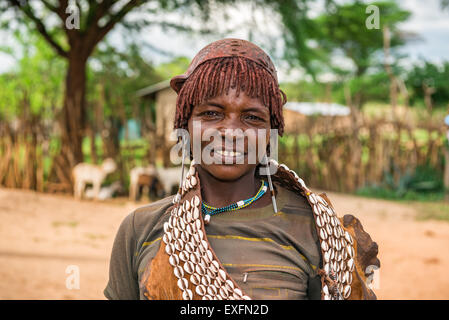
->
<box><xmin>175</xmin><ymin>134</ymin><xmax>188</xmax><ymax>204</ymax></box>
<box><xmin>262</xmin><ymin>154</ymin><xmax>278</xmax><ymax>214</ymax></box>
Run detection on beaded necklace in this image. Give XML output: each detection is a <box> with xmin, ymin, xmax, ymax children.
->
<box><xmin>201</xmin><ymin>180</ymin><xmax>268</xmax><ymax>224</ymax></box>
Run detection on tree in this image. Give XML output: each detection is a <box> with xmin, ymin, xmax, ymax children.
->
<box><xmin>0</xmin><ymin>29</ymin><xmax>66</xmax><ymax>190</ymax></box>
<box><xmin>314</xmin><ymin>1</ymin><xmax>410</xmax><ymax>76</ymax></box>
<box><xmin>0</xmin><ymin>0</ymin><xmax>327</xmax><ymax>189</ymax></box>
<box><xmin>1</xmin><ymin>0</ymin><xmax>157</xmax><ymax>185</ymax></box>
<box><xmin>0</xmin><ymin>0</ymin><xmax>237</xmax><ymax>187</ymax></box>
<box><xmin>406</xmin><ymin>61</ymin><xmax>449</xmax><ymax>108</ymax></box>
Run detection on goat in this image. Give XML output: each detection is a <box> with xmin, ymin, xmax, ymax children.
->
<box><xmin>129</xmin><ymin>165</ymin><xmax>157</xmax><ymax>201</ymax></box>
<box><xmin>72</xmin><ymin>158</ymin><xmax>117</xmax><ymax>200</ymax></box>
<box><xmin>155</xmin><ymin>166</ymin><xmax>187</xmax><ymax>196</ymax></box>
<box><xmin>135</xmin><ymin>174</ymin><xmax>165</xmax><ymax>201</ymax></box>
<box><xmin>84</xmin><ymin>181</ymin><xmax>123</xmax><ymax>200</ymax></box>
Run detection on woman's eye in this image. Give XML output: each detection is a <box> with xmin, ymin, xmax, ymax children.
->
<box><xmin>245</xmin><ymin>114</ymin><xmax>264</xmax><ymax>121</ymax></box>
<box><xmin>199</xmin><ymin>111</ymin><xmax>220</xmax><ymax>118</ymax></box>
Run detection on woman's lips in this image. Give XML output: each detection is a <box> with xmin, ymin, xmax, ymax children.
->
<box><xmin>211</xmin><ymin>149</ymin><xmax>247</xmax><ymax>164</ymax></box>
<box><xmin>215</xmin><ymin>150</ymin><xmax>244</xmax><ymax>157</ymax></box>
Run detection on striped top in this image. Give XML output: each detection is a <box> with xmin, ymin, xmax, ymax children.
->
<box><xmin>104</xmin><ymin>182</ymin><xmax>322</xmax><ymax>300</ymax></box>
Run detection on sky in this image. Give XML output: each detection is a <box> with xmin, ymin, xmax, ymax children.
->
<box><xmin>0</xmin><ymin>0</ymin><xmax>448</xmax><ymax>82</ymax></box>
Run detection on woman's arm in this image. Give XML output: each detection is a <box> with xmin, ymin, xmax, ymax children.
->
<box><xmin>104</xmin><ymin>211</ymin><xmax>139</xmax><ymax>300</ymax></box>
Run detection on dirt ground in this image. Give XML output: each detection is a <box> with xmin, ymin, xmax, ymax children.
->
<box><xmin>1</xmin><ymin>187</ymin><xmax>448</xmax><ymax>300</ymax></box>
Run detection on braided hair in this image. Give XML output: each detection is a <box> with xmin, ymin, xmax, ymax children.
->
<box><xmin>173</xmin><ymin>56</ymin><xmax>287</xmax><ymax>136</ymax></box>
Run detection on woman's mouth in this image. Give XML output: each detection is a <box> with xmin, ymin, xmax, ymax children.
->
<box><xmin>212</xmin><ymin>148</ymin><xmax>247</xmax><ymax>164</ymax></box>
<box><xmin>215</xmin><ymin>150</ymin><xmax>244</xmax><ymax>157</ymax></box>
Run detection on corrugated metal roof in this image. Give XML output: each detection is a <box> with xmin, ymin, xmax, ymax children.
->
<box><xmin>284</xmin><ymin>102</ymin><xmax>350</xmax><ymax>116</ymax></box>
<box><xmin>136</xmin><ymin>80</ymin><xmax>172</xmax><ymax>98</ymax></box>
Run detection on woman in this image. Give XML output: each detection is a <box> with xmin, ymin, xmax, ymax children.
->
<box><xmin>104</xmin><ymin>38</ymin><xmax>379</xmax><ymax>300</ymax></box>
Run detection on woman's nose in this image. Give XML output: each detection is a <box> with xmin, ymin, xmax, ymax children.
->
<box><xmin>217</xmin><ymin>113</ymin><xmax>241</xmax><ymax>131</ymax></box>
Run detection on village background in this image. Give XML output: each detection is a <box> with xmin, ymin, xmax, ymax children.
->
<box><xmin>1</xmin><ymin>0</ymin><xmax>449</xmax><ymax>299</ymax></box>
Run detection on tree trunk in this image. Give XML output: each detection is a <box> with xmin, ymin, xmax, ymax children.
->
<box><xmin>63</xmin><ymin>53</ymin><xmax>87</xmax><ymax>165</ymax></box>
<box><xmin>53</xmin><ymin>52</ymin><xmax>88</xmax><ymax>188</ymax></box>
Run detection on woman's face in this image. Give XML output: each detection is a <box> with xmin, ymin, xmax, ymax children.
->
<box><xmin>187</xmin><ymin>87</ymin><xmax>271</xmax><ymax>181</ymax></box>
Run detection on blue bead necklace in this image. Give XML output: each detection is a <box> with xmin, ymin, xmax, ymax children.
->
<box><xmin>202</xmin><ymin>180</ymin><xmax>268</xmax><ymax>223</ymax></box>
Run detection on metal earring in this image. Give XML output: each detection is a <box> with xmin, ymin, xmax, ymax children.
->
<box><xmin>176</xmin><ymin>134</ymin><xmax>188</xmax><ymax>204</ymax></box>
<box><xmin>262</xmin><ymin>154</ymin><xmax>278</xmax><ymax>214</ymax></box>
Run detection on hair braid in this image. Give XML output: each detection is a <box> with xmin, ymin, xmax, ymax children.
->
<box><xmin>174</xmin><ymin>56</ymin><xmax>286</xmax><ymax>136</ymax></box>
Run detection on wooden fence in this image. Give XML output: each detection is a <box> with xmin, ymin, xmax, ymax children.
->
<box><xmin>279</xmin><ymin>112</ymin><xmax>446</xmax><ymax>193</ymax></box>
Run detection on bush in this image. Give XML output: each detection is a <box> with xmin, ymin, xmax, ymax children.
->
<box><xmin>356</xmin><ymin>164</ymin><xmax>444</xmax><ymax>201</ymax></box>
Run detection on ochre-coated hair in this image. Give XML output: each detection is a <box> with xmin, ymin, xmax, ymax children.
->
<box><xmin>173</xmin><ymin>56</ymin><xmax>287</xmax><ymax>136</ymax></box>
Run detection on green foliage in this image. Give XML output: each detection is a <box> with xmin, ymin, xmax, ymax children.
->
<box><xmin>280</xmin><ymin>81</ymin><xmax>330</xmax><ymax>102</ymax></box>
<box><xmin>356</xmin><ymin>164</ymin><xmax>445</xmax><ymax>201</ymax></box>
<box><xmin>275</xmin><ymin>0</ymin><xmax>328</xmax><ymax>77</ymax></box>
<box><xmin>313</xmin><ymin>1</ymin><xmax>411</xmax><ymax>77</ymax></box>
<box><xmin>0</xmin><ymin>30</ymin><xmax>65</xmax><ymax>120</ymax></box>
<box><xmin>406</xmin><ymin>61</ymin><xmax>449</xmax><ymax>108</ymax></box>
<box><xmin>281</xmin><ymin>70</ymin><xmax>391</xmax><ymax>104</ymax></box>
<box><xmin>88</xmin><ymin>41</ymin><xmax>163</xmax><ymax>120</ymax></box>
<box><xmin>155</xmin><ymin>56</ymin><xmax>191</xmax><ymax>80</ymax></box>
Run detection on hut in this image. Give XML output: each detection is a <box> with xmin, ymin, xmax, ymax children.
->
<box><xmin>136</xmin><ymin>80</ymin><xmax>177</xmax><ymax>166</ymax></box>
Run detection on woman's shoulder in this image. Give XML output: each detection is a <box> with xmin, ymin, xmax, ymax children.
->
<box><xmin>131</xmin><ymin>195</ymin><xmax>175</xmax><ymax>234</ymax></box>
<box><xmin>276</xmin><ymin>182</ymin><xmax>314</xmax><ymax>217</ymax></box>
<box><xmin>133</xmin><ymin>195</ymin><xmax>175</xmax><ymax>218</ymax></box>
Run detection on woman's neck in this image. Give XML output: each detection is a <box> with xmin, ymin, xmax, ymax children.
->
<box><xmin>197</xmin><ymin>166</ymin><xmax>263</xmax><ymax>208</ymax></box>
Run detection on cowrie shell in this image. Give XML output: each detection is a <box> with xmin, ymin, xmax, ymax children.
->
<box><xmin>344</xmin><ymin>231</ymin><xmax>353</xmax><ymax>245</ymax></box>
<box><xmin>324</xmin><ymin>250</ymin><xmax>330</xmax><ymax>263</ymax></box>
<box><xmin>316</xmin><ymin>216</ymin><xmax>324</xmax><ymax>227</ymax></box>
<box><xmin>190</xmin><ymin>273</ymin><xmax>201</xmax><ymax>285</ymax></box>
<box><xmin>233</xmin><ymin>288</ymin><xmax>243</xmax><ymax>298</ymax></box>
<box><xmin>174</xmin><ymin>266</ymin><xmax>184</xmax><ymax>278</ymax></box>
<box><xmin>201</xmin><ymin>275</ymin><xmax>211</xmax><ymax>286</ymax></box>
<box><xmin>165</xmin><ymin>243</ymin><xmax>174</xmax><ymax>255</ymax></box>
<box><xmin>225</xmin><ymin>280</ymin><xmax>234</xmax><ymax>291</ymax></box>
<box><xmin>182</xmin><ymin>288</ymin><xmax>193</xmax><ymax>300</ymax></box>
<box><xmin>346</xmin><ymin>245</ymin><xmax>354</xmax><ymax>258</ymax></box>
<box><xmin>192</xmin><ymin>207</ymin><xmax>200</xmax><ymax>220</ymax></box>
<box><xmin>177</xmin><ymin>278</ymin><xmax>188</xmax><ymax>290</ymax></box>
<box><xmin>321</xmin><ymin>241</ymin><xmax>329</xmax><ymax>251</ymax></box>
<box><xmin>219</xmin><ymin>287</ymin><xmax>229</xmax><ymax>299</ymax></box>
<box><xmin>207</xmin><ymin>285</ymin><xmax>217</xmax><ymax>296</ymax></box>
<box><xmin>320</xmin><ymin>228</ymin><xmax>328</xmax><ymax>240</ymax></box>
<box><xmin>343</xmin><ymin>285</ymin><xmax>351</xmax><ymax>299</ymax></box>
<box><xmin>193</xmin><ymin>195</ymin><xmax>200</xmax><ymax>207</ymax></box>
<box><xmin>196</xmin><ymin>285</ymin><xmax>206</xmax><ymax>296</ymax></box>
<box><xmin>347</xmin><ymin>258</ymin><xmax>355</xmax><ymax>272</ymax></box>
<box><xmin>309</xmin><ymin>193</ymin><xmax>318</xmax><ymax>204</ymax></box>
<box><xmin>313</xmin><ymin>204</ymin><xmax>321</xmax><ymax>216</ymax></box>
<box><xmin>323</xmin><ymin>285</ymin><xmax>329</xmax><ymax>295</ymax></box>
<box><xmin>218</xmin><ymin>269</ymin><xmax>227</xmax><ymax>282</ymax></box>
<box><xmin>169</xmin><ymin>254</ymin><xmax>179</xmax><ymax>266</ymax></box>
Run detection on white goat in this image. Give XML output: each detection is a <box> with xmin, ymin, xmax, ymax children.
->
<box><xmin>155</xmin><ymin>166</ymin><xmax>186</xmax><ymax>196</ymax></box>
<box><xmin>72</xmin><ymin>158</ymin><xmax>117</xmax><ymax>200</ymax></box>
<box><xmin>129</xmin><ymin>164</ymin><xmax>157</xmax><ymax>201</ymax></box>
<box><xmin>85</xmin><ymin>181</ymin><xmax>123</xmax><ymax>200</ymax></box>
